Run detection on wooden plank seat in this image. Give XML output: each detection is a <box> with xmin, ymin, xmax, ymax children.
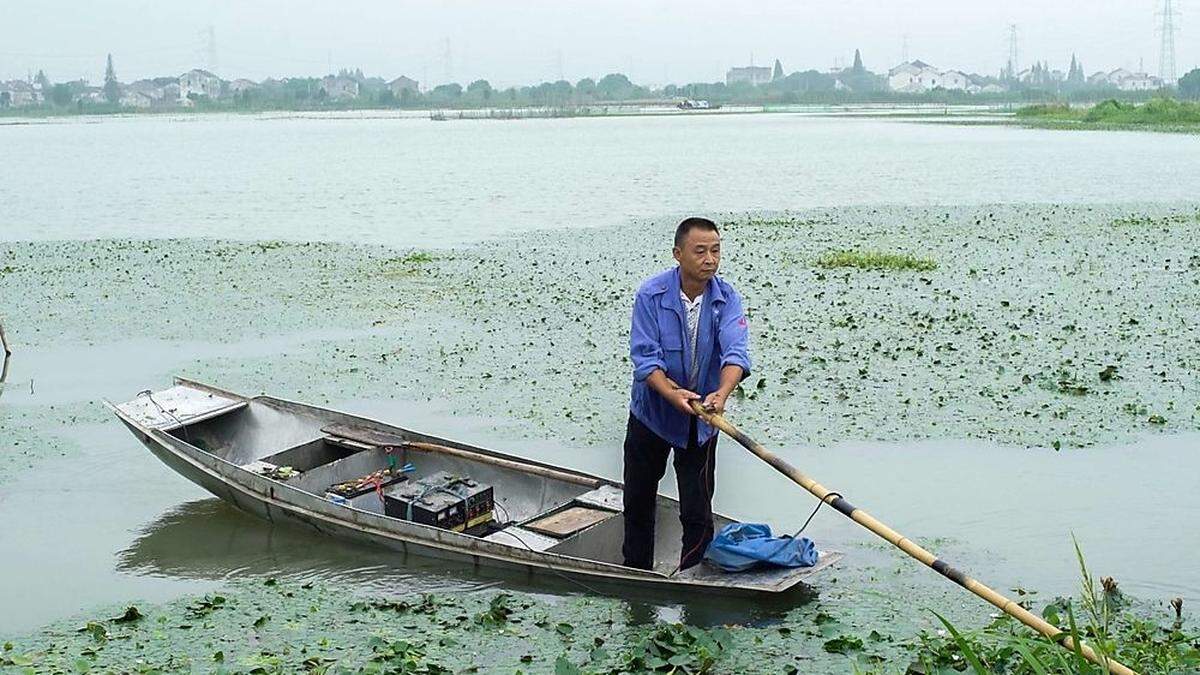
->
<box><xmin>321</xmin><ymin>423</ymin><xmax>408</xmax><ymax>448</ymax></box>
<box><xmin>524</xmin><ymin>505</ymin><xmax>617</xmax><ymax>538</ymax></box>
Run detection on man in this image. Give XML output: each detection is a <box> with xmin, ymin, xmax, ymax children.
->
<box><xmin>623</xmin><ymin>217</ymin><xmax>751</xmax><ymax>571</ymax></box>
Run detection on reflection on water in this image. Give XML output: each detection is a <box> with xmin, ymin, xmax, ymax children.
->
<box><xmin>118</xmin><ymin>498</ymin><xmax>812</xmax><ymax>627</ymax></box>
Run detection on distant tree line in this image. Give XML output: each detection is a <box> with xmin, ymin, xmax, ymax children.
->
<box><xmin>6</xmin><ymin>57</ymin><xmax>1200</xmax><ymax>116</ymax></box>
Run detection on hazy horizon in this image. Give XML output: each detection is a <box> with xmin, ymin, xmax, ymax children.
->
<box><xmin>2</xmin><ymin>0</ymin><xmax>1193</xmax><ymax>86</ymax></box>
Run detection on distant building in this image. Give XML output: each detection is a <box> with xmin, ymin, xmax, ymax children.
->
<box><xmin>179</xmin><ymin>69</ymin><xmax>223</xmax><ymax>103</ymax></box>
<box><xmin>726</xmin><ymin>66</ymin><xmax>772</xmax><ymax>86</ymax></box>
<box><xmin>939</xmin><ymin>70</ymin><xmax>971</xmax><ymax>91</ymax></box>
<box><xmin>321</xmin><ymin>75</ymin><xmax>360</xmax><ymax>100</ymax></box>
<box><xmin>229</xmin><ymin>78</ymin><xmax>258</xmax><ymax>94</ymax></box>
<box><xmin>120</xmin><ymin>90</ymin><xmax>155</xmax><ymax>108</ymax></box>
<box><xmin>1113</xmin><ymin>70</ymin><xmax>1161</xmax><ymax>91</ymax></box>
<box><xmin>388</xmin><ymin>75</ymin><xmax>419</xmax><ymax>96</ymax></box>
<box><xmin>1089</xmin><ymin>69</ymin><xmax>1163</xmax><ymax>91</ymax></box>
<box><xmin>887</xmin><ymin>60</ymin><xmax>931</xmax><ymax>92</ymax></box>
<box><xmin>0</xmin><ymin>80</ymin><xmax>41</xmax><ymax>106</ymax></box>
<box><xmin>888</xmin><ymin>60</ymin><xmax>970</xmax><ymax>92</ymax></box>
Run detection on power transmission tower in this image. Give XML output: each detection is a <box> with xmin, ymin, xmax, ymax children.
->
<box><xmin>901</xmin><ymin>33</ymin><xmax>910</xmax><ymax>63</ymax></box>
<box><xmin>442</xmin><ymin>38</ymin><xmax>452</xmax><ymax>83</ymax></box>
<box><xmin>1006</xmin><ymin>24</ymin><xmax>1019</xmax><ymax>80</ymax></box>
<box><xmin>1157</xmin><ymin>0</ymin><xmax>1179</xmax><ymax>83</ymax></box>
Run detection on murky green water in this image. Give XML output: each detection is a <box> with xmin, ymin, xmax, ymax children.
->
<box><xmin>2</xmin><ymin>115</ymin><xmax>1198</xmax><ymax>656</ymax></box>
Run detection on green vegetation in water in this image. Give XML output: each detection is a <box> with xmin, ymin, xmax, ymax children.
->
<box><xmin>381</xmin><ymin>250</ymin><xmax>437</xmax><ymax>277</ymax></box>
<box><xmin>5</xmin><ymin>203</ymin><xmax>1199</xmax><ymax>452</ymax></box>
<box><xmin>0</xmin><ymin>581</ymin><xmax>808</xmax><ymax>674</ymax></box>
<box><xmin>888</xmin><ymin>542</ymin><xmax>1200</xmax><ymax>675</ymax></box>
<box><xmin>5</xmin><ymin>548</ymin><xmax>1194</xmax><ymax>675</ymax></box>
<box><xmin>1016</xmin><ymin>98</ymin><xmax>1200</xmax><ymax>131</ymax></box>
<box><xmin>817</xmin><ymin>250</ymin><xmax>938</xmax><ymax>272</ymax></box>
<box><xmin>1110</xmin><ymin>212</ymin><xmax>1200</xmax><ymax>227</ymax></box>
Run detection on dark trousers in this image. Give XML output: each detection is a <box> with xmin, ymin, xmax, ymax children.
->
<box><xmin>622</xmin><ymin>413</ymin><xmax>717</xmax><ymax>571</ymax></box>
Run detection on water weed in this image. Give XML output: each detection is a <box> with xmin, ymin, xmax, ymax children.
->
<box><xmin>817</xmin><ymin>250</ymin><xmax>938</xmax><ymax>272</ymax></box>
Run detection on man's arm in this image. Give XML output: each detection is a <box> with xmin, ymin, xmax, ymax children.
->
<box><xmin>0</xmin><ymin>319</ymin><xmax>9</xmax><ymax>356</ymax></box>
<box><xmin>701</xmin><ymin>364</ymin><xmax>744</xmax><ymax>414</ymax></box>
<box><xmin>702</xmin><ymin>286</ymin><xmax>752</xmax><ymax>414</ymax></box>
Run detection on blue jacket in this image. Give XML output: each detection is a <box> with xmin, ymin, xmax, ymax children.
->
<box><xmin>629</xmin><ymin>267</ymin><xmax>752</xmax><ymax>448</ymax></box>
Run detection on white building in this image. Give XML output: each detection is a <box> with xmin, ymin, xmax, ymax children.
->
<box><xmin>321</xmin><ymin>75</ymin><xmax>360</xmax><ymax>101</ymax></box>
<box><xmin>1089</xmin><ymin>69</ymin><xmax>1163</xmax><ymax>91</ymax></box>
<box><xmin>889</xmin><ymin>61</ymin><xmax>972</xmax><ymax>92</ymax></box>
<box><xmin>939</xmin><ymin>70</ymin><xmax>971</xmax><ymax>90</ymax></box>
<box><xmin>179</xmin><ymin>69</ymin><xmax>223</xmax><ymax>103</ymax></box>
<box><xmin>230</xmin><ymin>78</ymin><xmax>258</xmax><ymax>94</ymax></box>
<box><xmin>1114</xmin><ymin>71</ymin><xmax>1162</xmax><ymax>91</ymax></box>
<box><xmin>120</xmin><ymin>90</ymin><xmax>155</xmax><ymax>108</ymax></box>
<box><xmin>0</xmin><ymin>80</ymin><xmax>41</xmax><ymax>106</ymax></box>
<box><xmin>389</xmin><ymin>75</ymin><xmax>419</xmax><ymax>96</ymax></box>
<box><xmin>726</xmin><ymin>66</ymin><xmax>772</xmax><ymax>86</ymax></box>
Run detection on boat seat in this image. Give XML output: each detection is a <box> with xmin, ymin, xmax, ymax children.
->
<box><xmin>524</xmin><ymin>505</ymin><xmax>617</xmax><ymax>538</ymax></box>
<box><xmin>483</xmin><ymin>526</ymin><xmax>559</xmax><ymax>552</ymax></box>
<box><xmin>321</xmin><ymin>423</ymin><xmax>408</xmax><ymax>448</ymax></box>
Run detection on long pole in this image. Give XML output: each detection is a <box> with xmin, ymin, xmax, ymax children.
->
<box><xmin>689</xmin><ymin>402</ymin><xmax>1137</xmax><ymax>675</ymax></box>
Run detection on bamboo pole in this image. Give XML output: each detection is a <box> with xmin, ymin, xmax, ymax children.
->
<box><xmin>690</xmin><ymin>401</ymin><xmax>1137</xmax><ymax>675</ymax></box>
<box><xmin>401</xmin><ymin>441</ymin><xmax>601</xmax><ymax>488</ymax></box>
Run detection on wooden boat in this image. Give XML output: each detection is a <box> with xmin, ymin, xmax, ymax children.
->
<box><xmin>108</xmin><ymin>378</ymin><xmax>840</xmax><ymax>597</ymax></box>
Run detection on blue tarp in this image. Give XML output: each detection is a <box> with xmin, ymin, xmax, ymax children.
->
<box><xmin>703</xmin><ymin>522</ymin><xmax>818</xmax><ymax>572</ymax></box>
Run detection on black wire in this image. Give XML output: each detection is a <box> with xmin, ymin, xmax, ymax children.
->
<box><xmin>794</xmin><ymin>492</ymin><xmax>841</xmax><ymax>538</ymax></box>
<box><xmin>497</xmin><ymin>527</ymin><xmax>608</xmax><ymax>597</ymax></box>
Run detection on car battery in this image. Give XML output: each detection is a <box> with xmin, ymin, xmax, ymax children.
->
<box><xmin>382</xmin><ymin>471</ymin><xmax>493</xmax><ymax>532</ymax></box>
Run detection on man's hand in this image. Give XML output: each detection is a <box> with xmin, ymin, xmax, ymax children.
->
<box><xmin>666</xmin><ymin>386</ymin><xmax>702</xmax><ymax>416</ymax></box>
<box><xmin>701</xmin><ymin>389</ymin><xmax>729</xmax><ymax>415</ymax></box>
<box><xmin>646</xmin><ymin>370</ymin><xmax>701</xmax><ymax>415</ymax></box>
<box><xmin>665</xmin><ymin>385</ymin><xmax>702</xmax><ymax>416</ymax></box>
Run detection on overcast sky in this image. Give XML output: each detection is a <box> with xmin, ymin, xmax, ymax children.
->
<box><xmin>1</xmin><ymin>0</ymin><xmax>1194</xmax><ymax>85</ymax></box>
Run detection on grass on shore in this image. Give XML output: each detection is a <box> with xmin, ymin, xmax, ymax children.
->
<box><xmin>1017</xmin><ymin>98</ymin><xmax>1200</xmax><ymax>128</ymax></box>
<box><xmin>817</xmin><ymin>249</ymin><xmax>938</xmax><ymax>272</ymax></box>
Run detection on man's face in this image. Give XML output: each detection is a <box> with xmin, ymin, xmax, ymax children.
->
<box><xmin>673</xmin><ymin>228</ymin><xmax>721</xmax><ymax>283</ymax></box>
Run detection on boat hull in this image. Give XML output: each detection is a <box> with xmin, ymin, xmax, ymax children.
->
<box><xmin>112</xmin><ymin>381</ymin><xmax>840</xmax><ymax>598</ymax></box>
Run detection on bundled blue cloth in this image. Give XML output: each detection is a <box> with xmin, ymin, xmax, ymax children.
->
<box><xmin>703</xmin><ymin>523</ymin><xmax>818</xmax><ymax>572</ymax></box>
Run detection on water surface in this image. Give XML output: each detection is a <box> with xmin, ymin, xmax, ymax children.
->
<box><xmin>3</xmin><ymin>112</ymin><xmax>1200</xmax><ymax>245</ymax></box>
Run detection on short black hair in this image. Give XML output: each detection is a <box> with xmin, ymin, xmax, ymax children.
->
<box><xmin>674</xmin><ymin>217</ymin><xmax>720</xmax><ymax>248</ymax></box>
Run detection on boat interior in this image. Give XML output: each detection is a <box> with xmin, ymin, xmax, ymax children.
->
<box><xmin>124</xmin><ymin>384</ymin><xmax>734</xmax><ymax>577</ymax></box>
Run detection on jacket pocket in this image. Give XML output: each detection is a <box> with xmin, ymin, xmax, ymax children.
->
<box><xmin>661</xmin><ymin>335</ymin><xmax>684</xmax><ymax>380</ymax></box>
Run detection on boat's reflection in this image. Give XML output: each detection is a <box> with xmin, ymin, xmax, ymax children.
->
<box><xmin>118</xmin><ymin>498</ymin><xmax>816</xmax><ymax>627</ymax></box>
